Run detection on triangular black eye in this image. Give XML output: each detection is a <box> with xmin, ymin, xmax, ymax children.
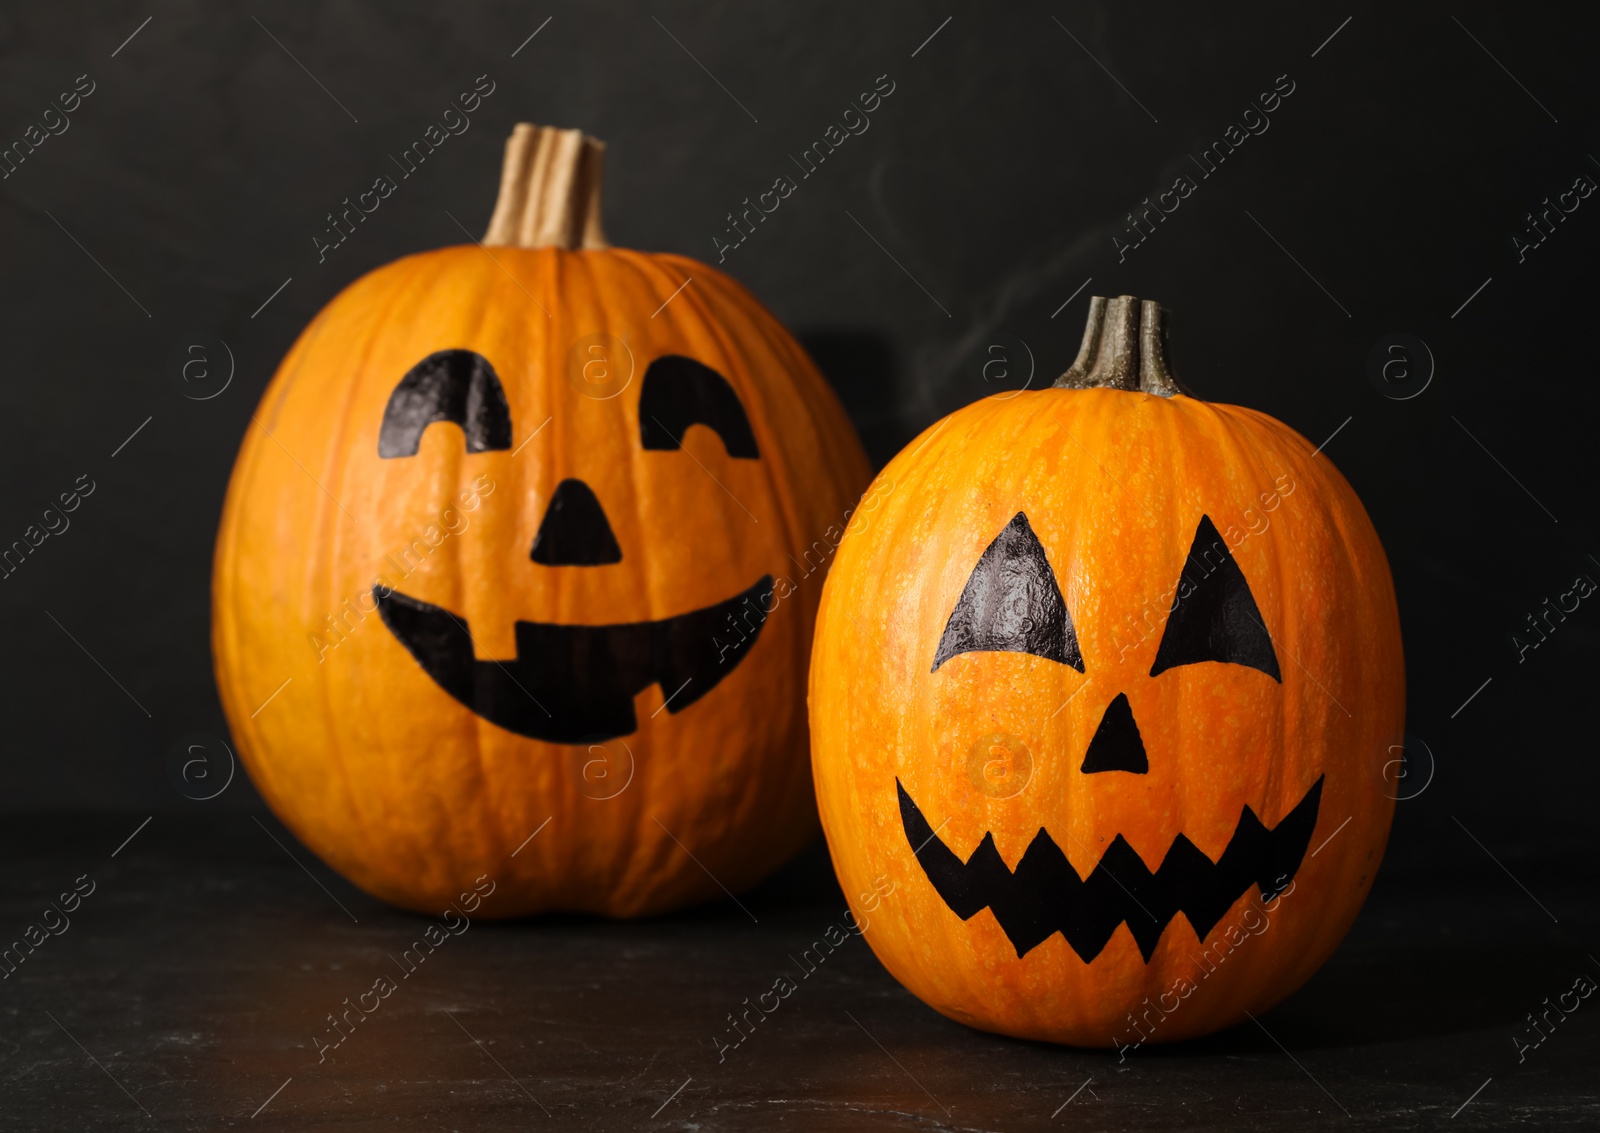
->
<box><xmin>932</xmin><ymin>512</ymin><xmax>1083</xmax><ymax>673</ymax></box>
<box><xmin>1149</xmin><ymin>515</ymin><xmax>1281</xmax><ymax>681</ymax></box>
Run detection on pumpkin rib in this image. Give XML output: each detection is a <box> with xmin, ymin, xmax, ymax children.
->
<box><xmin>242</xmin><ymin>292</ymin><xmax>372</xmax><ymax>857</ymax></box>
<box><xmin>619</xmin><ymin>249</ymin><xmax>812</xmax><ymax>860</ymax></box>
<box><xmin>657</xmin><ymin>257</ymin><xmax>858</xmax><ymax>837</ymax></box>
<box><xmin>307</xmin><ymin>258</ymin><xmax>442</xmax><ymax>895</ymax></box>
<box><xmin>1201</xmin><ymin>401</ymin><xmax>1290</xmax><ymax>835</ymax></box>
<box><xmin>610</xmin><ymin>246</ymin><xmax>679</xmax><ymax>912</ymax></box>
<box><xmin>481</xmin><ymin>246</ymin><xmax>562</xmax><ymax>878</ymax></box>
<box><xmin>373</xmin><ymin>254</ymin><xmax>500</xmax><ymax>891</ymax></box>
<box><xmin>1181</xmin><ymin>399</ymin><xmax>1307</xmax><ymax>952</ymax></box>
<box><xmin>299</xmin><ymin>285</ymin><xmax>375</xmax><ymax>882</ymax></box>
<box><xmin>368</xmin><ymin>250</ymin><xmax>540</xmax><ymax>902</ymax></box>
<box><xmin>676</xmin><ymin>262</ymin><xmax>864</xmax><ymax>495</ymax></box>
<box><xmin>1235</xmin><ymin>403</ymin><xmax>1403</xmax><ymax>969</ymax></box>
<box><xmin>1221</xmin><ymin>405</ymin><xmax>1346</xmax><ymax>830</ymax></box>
<box><xmin>675</xmin><ymin>267</ymin><xmax>796</xmax><ymax>426</ymax></box>
<box><xmin>528</xmin><ymin>245</ymin><xmax>573</xmax><ymax>896</ymax></box>
<box><xmin>256</xmin><ymin>301</ymin><xmax>334</xmax><ymax>432</ymax></box>
<box><xmin>458</xmin><ymin>252</ymin><xmax>508</xmax><ymax>880</ymax></box>
<box><xmin>580</xmin><ymin>248</ymin><xmax>674</xmax><ymax>906</ymax></box>
<box><xmin>675</xmin><ymin>262</ymin><xmax>829</xmax><ymax>759</ymax></box>
<box><xmin>1164</xmin><ymin>398</ymin><xmax>1247</xmax><ymax>880</ymax></box>
<box><xmin>438</xmin><ymin>249</ymin><xmax>506</xmax><ymax>881</ymax></box>
<box><xmin>551</xmin><ymin>249</ymin><xmax>708</xmax><ymax>910</ymax></box>
<box><xmin>1053</xmin><ymin>393</ymin><xmax>1121</xmax><ymax>875</ymax></box>
<box><xmin>656</xmin><ymin>259</ymin><xmax>825</xmax><ymax>499</ymax></box>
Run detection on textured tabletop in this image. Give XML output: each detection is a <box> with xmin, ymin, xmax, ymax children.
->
<box><xmin>0</xmin><ymin>811</ymin><xmax>1593</xmax><ymax>1131</ymax></box>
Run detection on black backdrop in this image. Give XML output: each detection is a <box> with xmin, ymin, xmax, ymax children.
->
<box><xmin>1</xmin><ymin>0</ymin><xmax>1595</xmax><ymax>848</ymax></box>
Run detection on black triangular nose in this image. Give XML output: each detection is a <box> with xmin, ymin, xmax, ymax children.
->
<box><xmin>1080</xmin><ymin>692</ymin><xmax>1148</xmax><ymax>774</ymax></box>
<box><xmin>530</xmin><ymin>479</ymin><xmax>622</xmax><ymax>566</ymax></box>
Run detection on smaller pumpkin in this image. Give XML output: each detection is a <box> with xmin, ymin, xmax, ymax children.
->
<box><xmin>810</xmin><ymin>295</ymin><xmax>1403</xmax><ymax>1046</ymax></box>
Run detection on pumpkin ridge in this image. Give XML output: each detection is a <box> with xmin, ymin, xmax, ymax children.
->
<box><xmin>331</xmin><ymin>257</ymin><xmax>473</xmax><ymax>892</ymax></box>
<box><xmin>286</xmin><ymin>275</ymin><xmax>418</xmax><ymax>867</ymax></box>
<box><xmin>676</xmin><ymin>261</ymin><xmax>863</xmax><ymax>485</ymax></box>
<box><xmin>457</xmin><ymin>242</ymin><xmax>531</xmax><ymax>874</ymax></box>
<box><xmin>1203</xmin><ymin>401</ymin><xmax>1290</xmax><ymax>826</ymax></box>
<box><xmin>644</xmin><ymin>256</ymin><xmax>822</xmax><ymax>785</ymax></box>
<box><xmin>310</xmin><ymin>272</ymin><xmax>409</xmax><ymax>874</ymax></box>
<box><xmin>585</xmin><ymin>249</ymin><xmax>675</xmax><ymax>904</ymax></box>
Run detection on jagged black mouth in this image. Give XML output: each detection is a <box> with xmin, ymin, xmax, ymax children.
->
<box><xmin>898</xmin><ymin>776</ymin><xmax>1323</xmax><ymax>962</ymax></box>
<box><xmin>374</xmin><ymin>576</ymin><xmax>771</xmax><ymax>744</ymax></box>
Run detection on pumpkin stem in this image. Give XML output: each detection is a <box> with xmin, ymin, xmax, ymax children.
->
<box><xmin>482</xmin><ymin>123</ymin><xmax>609</xmax><ymax>249</ymax></box>
<box><xmin>1053</xmin><ymin>295</ymin><xmax>1190</xmax><ymax>396</ymax></box>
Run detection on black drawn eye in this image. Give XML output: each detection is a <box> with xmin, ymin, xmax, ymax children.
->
<box><xmin>1149</xmin><ymin>515</ymin><xmax>1281</xmax><ymax>681</ymax></box>
<box><xmin>638</xmin><ymin>355</ymin><xmax>759</xmax><ymax>459</ymax></box>
<box><xmin>378</xmin><ymin>349</ymin><xmax>512</xmax><ymax>458</ymax></box>
<box><xmin>933</xmin><ymin>512</ymin><xmax>1084</xmax><ymax>673</ymax></box>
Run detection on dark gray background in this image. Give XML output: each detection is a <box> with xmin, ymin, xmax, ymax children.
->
<box><xmin>2</xmin><ymin>6</ymin><xmax>1597</xmax><ymax>1132</ymax></box>
<box><xmin>0</xmin><ymin>0</ymin><xmax>1595</xmax><ymax>849</ymax></box>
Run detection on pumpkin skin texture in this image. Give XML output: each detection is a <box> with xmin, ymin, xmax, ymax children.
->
<box><xmin>809</xmin><ymin>299</ymin><xmax>1402</xmax><ymax>1046</ymax></box>
<box><xmin>214</xmin><ymin>126</ymin><xmax>870</xmax><ymax>919</ymax></box>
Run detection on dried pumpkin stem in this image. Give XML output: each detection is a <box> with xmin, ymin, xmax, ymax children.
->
<box><xmin>1054</xmin><ymin>294</ymin><xmax>1190</xmax><ymax>397</ymax></box>
<box><xmin>482</xmin><ymin>123</ymin><xmax>608</xmax><ymax>249</ymax></box>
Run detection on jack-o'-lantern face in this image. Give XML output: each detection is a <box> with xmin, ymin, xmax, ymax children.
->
<box><xmin>898</xmin><ymin>510</ymin><xmax>1322</xmax><ymax>963</ymax></box>
<box><xmin>810</xmin><ymin>295</ymin><xmax>1403</xmax><ymax>1046</ymax></box>
<box><xmin>371</xmin><ymin>347</ymin><xmax>772</xmax><ymax>744</ymax></box>
<box><xmin>214</xmin><ymin>200</ymin><xmax>872</xmax><ymax>920</ymax></box>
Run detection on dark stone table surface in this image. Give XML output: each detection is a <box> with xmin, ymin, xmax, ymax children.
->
<box><xmin>0</xmin><ymin>811</ymin><xmax>1594</xmax><ymax>1131</ymax></box>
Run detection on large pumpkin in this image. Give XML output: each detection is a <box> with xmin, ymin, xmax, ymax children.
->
<box><xmin>214</xmin><ymin>124</ymin><xmax>870</xmax><ymax>918</ymax></box>
<box><xmin>810</xmin><ymin>296</ymin><xmax>1403</xmax><ymax>1046</ymax></box>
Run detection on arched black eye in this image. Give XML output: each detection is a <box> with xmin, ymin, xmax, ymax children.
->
<box><xmin>1149</xmin><ymin>515</ymin><xmax>1281</xmax><ymax>681</ymax></box>
<box><xmin>933</xmin><ymin>512</ymin><xmax>1083</xmax><ymax>672</ymax></box>
<box><xmin>378</xmin><ymin>350</ymin><xmax>512</xmax><ymax>458</ymax></box>
<box><xmin>638</xmin><ymin>355</ymin><xmax>759</xmax><ymax>459</ymax></box>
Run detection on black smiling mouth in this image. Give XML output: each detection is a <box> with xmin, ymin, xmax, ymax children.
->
<box><xmin>898</xmin><ymin>776</ymin><xmax>1324</xmax><ymax>962</ymax></box>
<box><xmin>374</xmin><ymin>575</ymin><xmax>771</xmax><ymax>744</ymax></box>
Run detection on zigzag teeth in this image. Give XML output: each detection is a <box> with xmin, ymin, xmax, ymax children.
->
<box><xmin>897</xmin><ymin>776</ymin><xmax>1324</xmax><ymax>963</ymax></box>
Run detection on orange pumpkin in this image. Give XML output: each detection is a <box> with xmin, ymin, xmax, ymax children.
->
<box><xmin>810</xmin><ymin>296</ymin><xmax>1403</xmax><ymax>1046</ymax></box>
<box><xmin>214</xmin><ymin>124</ymin><xmax>870</xmax><ymax>918</ymax></box>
